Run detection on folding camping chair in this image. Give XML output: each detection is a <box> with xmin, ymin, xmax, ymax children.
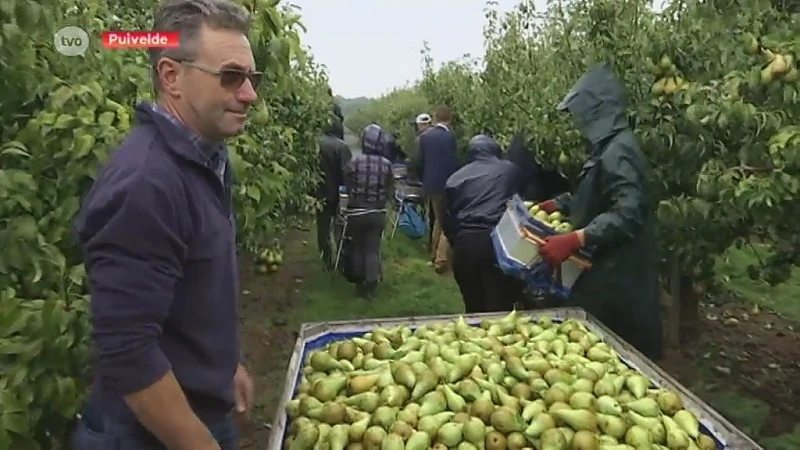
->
<box><xmin>333</xmin><ymin>207</ymin><xmax>388</xmax><ymax>272</ymax></box>
<box><xmin>390</xmin><ymin>180</ymin><xmax>426</xmax><ymax>238</ymax></box>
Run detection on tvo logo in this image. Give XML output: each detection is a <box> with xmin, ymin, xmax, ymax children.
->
<box><xmin>54</xmin><ymin>26</ymin><xmax>89</xmax><ymax>56</ymax></box>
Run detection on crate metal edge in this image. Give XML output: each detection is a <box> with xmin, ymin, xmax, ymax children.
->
<box><xmin>267</xmin><ymin>308</ymin><xmax>761</xmax><ymax>450</ymax></box>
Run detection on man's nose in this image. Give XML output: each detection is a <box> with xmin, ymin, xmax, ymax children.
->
<box><xmin>236</xmin><ymin>79</ymin><xmax>258</xmax><ymax>103</ymax></box>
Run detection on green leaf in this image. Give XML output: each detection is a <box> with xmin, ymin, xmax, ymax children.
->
<box><xmin>97</xmin><ymin>111</ymin><xmax>116</xmax><ymax>127</ymax></box>
<box><xmin>0</xmin><ymin>412</ymin><xmax>28</xmax><ymax>434</ymax></box>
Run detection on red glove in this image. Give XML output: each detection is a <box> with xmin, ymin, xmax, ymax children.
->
<box><xmin>538</xmin><ymin>200</ymin><xmax>557</xmax><ymax>214</ymax></box>
<box><xmin>539</xmin><ymin>232</ymin><xmax>582</xmax><ymax>266</ymax></box>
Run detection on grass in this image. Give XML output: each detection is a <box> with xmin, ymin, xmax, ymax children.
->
<box><xmin>273</xmin><ymin>227</ymin><xmax>463</xmax><ymax>331</ymax></box>
<box><xmin>715</xmin><ymin>245</ymin><xmax>800</xmax><ymax>321</ymax></box>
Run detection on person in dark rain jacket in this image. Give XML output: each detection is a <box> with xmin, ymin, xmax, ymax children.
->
<box><xmin>443</xmin><ymin>135</ymin><xmax>526</xmax><ymax>313</ymax></box>
<box><xmin>535</xmin><ymin>64</ymin><xmax>663</xmax><ymax>361</ymax></box>
<box><xmin>316</xmin><ymin>114</ymin><xmax>352</xmax><ymax>268</ymax></box>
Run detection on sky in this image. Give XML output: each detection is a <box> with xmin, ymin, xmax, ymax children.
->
<box><xmin>289</xmin><ymin>0</ymin><xmax>530</xmax><ymax>99</ymax></box>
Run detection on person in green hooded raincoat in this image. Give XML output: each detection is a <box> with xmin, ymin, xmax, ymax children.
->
<box><xmin>536</xmin><ymin>63</ymin><xmax>663</xmax><ymax>361</ymax></box>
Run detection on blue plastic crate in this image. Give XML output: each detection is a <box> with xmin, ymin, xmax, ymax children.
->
<box><xmin>281</xmin><ymin>318</ymin><xmax>728</xmax><ymax>450</ymax></box>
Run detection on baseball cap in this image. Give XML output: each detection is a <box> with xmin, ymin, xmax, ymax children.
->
<box><xmin>415</xmin><ymin>113</ymin><xmax>432</xmax><ymax>124</ymax></box>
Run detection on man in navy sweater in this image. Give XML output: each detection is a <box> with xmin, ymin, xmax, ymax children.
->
<box><xmin>71</xmin><ymin>0</ymin><xmax>258</xmax><ymax>449</ymax></box>
<box><xmin>418</xmin><ymin>105</ymin><xmax>459</xmax><ymax>273</ymax></box>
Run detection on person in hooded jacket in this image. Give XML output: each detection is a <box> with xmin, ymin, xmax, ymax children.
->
<box><xmin>316</xmin><ymin>114</ymin><xmax>352</xmax><ymax>268</ymax></box>
<box><xmin>442</xmin><ymin>135</ymin><xmax>526</xmax><ymax>313</ymax></box>
<box><xmin>343</xmin><ymin>124</ymin><xmax>393</xmax><ymax>299</ymax></box>
<box><xmin>535</xmin><ymin>64</ymin><xmax>663</xmax><ymax>361</ymax></box>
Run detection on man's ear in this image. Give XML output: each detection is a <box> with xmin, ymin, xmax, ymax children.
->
<box><xmin>157</xmin><ymin>58</ymin><xmax>183</xmax><ymax>98</ymax></box>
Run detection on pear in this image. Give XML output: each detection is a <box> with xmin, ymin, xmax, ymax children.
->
<box><xmin>656</xmin><ymin>391</ymin><xmax>684</xmax><ymax>415</ymax></box>
<box><xmin>389</xmin><ymin>421</ymin><xmax>414</xmax><ymax>440</ymax></box>
<box><xmin>503</xmin><ymin>356</ymin><xmax>530</xmax><ymax>380</ymax></box>
<box><xmin>663</xmin><ymin>415</ymin><xmax>691</xmax><ymax>449</ymax></box>
<box><xmin>510</xmin><ymin>382</ymin><xmax>533</xmax><ymax>400</ymax></box>
<box><xmin>308</xmin><ymin>402</ymin><xmax>347</xmax><ymax>425</ymax></box>
<box><xmin>522</xmin><ymin>399</ymin><xmax>547</xmax><ymax>421</ymax></box>
<box><xmin>381</xmin><ymin>433</ymin><xmax>404</xmax><ymax>450</ymax></box>
<box><xmin>337</xmin><ymin>341</ymin><xmax>358</xmax><ymax>361</ymax></box>
<box><xmin>624</xmin><ymin>425</ymin><xmax>653</xmax><ymax>448</ymax></box>
<box><xmin>390</xmin><ymin>361</ymin><xmax>416</xmax><ymax>390</ymax></box>
<box><xmin>440</xmin><ymin>384</ymin><xmax>468</xmax><ymax>412</ymax></box>
<box><xmin>506</xmin><ymin>432</ymin><xmax>526</xmax><ymax>450</ymax></box>
<box><xmin>544</xmin><ymin>369</ymin><xmax>574</xmax><ymax>385</ymax></box>
<box><xmin>381</xmin><ymin>385</ymin><xmax>410</xmax><ymax>407</ymax></box>
<box><xmin>290</xmin><ymin>421</ymin><xmax>320</xmax><ymax>450</ymax></box>
<box><xmin>596</xmin><ymin>396</ymin><xmax>623</xmax><ymax>416</ymax></box>
<box><xmin>362</xmin><ymin>425</ymin><xmax>386</xmax><ymax>449</ymax></box>
<box><xmin>539</xmin><ymin>428</ymin><xmax>567</xmax><ymax>450</ymax></box>
<box><xmin>310</xmin><ymin>351</ymin><xmax>344</xmax><ymax>372</ymax></box>
<box><xmin>673</xmin><ymin>410</ymin><xmax>700</xmax><ymax>438</ymax></box>
<box><xmin>490</xmin><ymin>406</ymin><xmax>525</xmax><ymax>433</ymax></box>
<box><xmin>569</xmin><ymin>392</ymin><xmax>597</xmax><ymax>411</ymax></box>
<box><xmin>396</xmin><ymin>404</ymin><xmax>419</xmax><ymax>428</ymax></box>
<box><xmin>348</xmin><ymin>416</ymin><xmax>370</xmax><ymax>442</ymax></box>
<box><xmin>311</xmin><ymin>374</ymin><xmax>348</xmax><ymax>402</ymax></box>
<box><xmin>651</xmin><ymin>78</ymin><xmax>666</xmax><ymax>96</ymax></box>
<box><xmin>405</xmin><ymin>431</ymin><xmax>431</xmax><ymax>450</ymax></box>
<box><xmin>371</xmin><ymin>406</ymin><xmax>397</xmax><ymax>429</ymax></box>
<box><xmin>625</xmin><ymin>397</ymin><xmax>660</xmax><ymax>417</ymax></box>
<box><xmin>343</xmin><ymin>392</ymin><xmax>380</xmax><ymax>413</ymax></box>
<box><xmin>523</xmin><ymin>357</ymin><xmax>552</xmax><ymax>375</ymax></box>
<box><xmin>768</xmin><ymin>54</ymin><xmax>789</xmax><ymax>75</ymax></box>
<box><xmin>470</xmin><ymin>392</ymin><xmax>496</xmax><ymax>424</ymax></box>
<box><xmin>551</xmin><ymin>408</ymin><xmax>598</xmax><ymax>432</ymax></box>
<box><xmin>597</xmin><ymin>414</ymin><xmax>627</xmax><ymax>439</ymax></box>
<box><xmin>571</xmin><ymin>430</ymin><xmax>599</xmax><ymax>450</ymax></box>
<box><xmin>523</xmin><ymin>413</ymin><xmax>556</xmax><ymax>439</ymax></box>
<box><xmin>449</xmin><ymin>354</ymin><xmax>480</xmax><ymax>382</ymax></box>
<box><xmin>485</xmin><ymin>430</ymin><xmax>507</xmax><ymax>450</ymax></box>
<box><xmin>593</xmin><ymin>378</ymin><xmax>616</xmax><ymax>397</ymax></box>
<box><xmin>429</xmin><ymin>357</ymin><xmax>451</xmax><ymax>380</ymax></box>
<box><xmin>329</xmin><ymin>424</ymin><xmax>350</xmax><ymax>450</ymax></box>
<box><xmin>286</xmin><ymin>399</ymin><xmax>301</xmax><ymax>419</ymax></box>
<box><xmin>456</xmin><ymin>379</ymin><xmax>483</xmax><ymax>401</ymax></box>
<box><xmin>417</xmin><ymin>411</ymin><xmax>454</xmax><ymax>436</ymax></box>
<box><xmin>696</xmin><ymin>434</ymin><xmax>716</xmax><ymax>450</ymax></box>
<box><xmin>659</xmin><ymin>54</ymin><xmax>672</xmax><ymax>70</ymax></box>
<box><xmin>624</xmin><ymin>375</ymin><xmax>649</xmax><ymax>399</ymax></box>
<box><xmin>418</xmin><ymin>391</ymin><xmax>447</xmax><ymax>416</ymax></box>
<box><xmin>463</xmin><ymin>417</ymin><xmax>487</xmax><ymax>445</ymax></box>
<box><xmin>663</xmin><ymin>77</ymin><xmax>679</xmax><ymax>95</ymax></box>
<box><xmin>437</xmin><ymin>422</ymin><xmax>465</xmax><ymax>447</ymax></box>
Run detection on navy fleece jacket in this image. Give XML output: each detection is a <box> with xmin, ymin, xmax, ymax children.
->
<box><xmin>75</xmin><ymin>103</ymin><xmax>240</xmax><ymax>424</ymax></box>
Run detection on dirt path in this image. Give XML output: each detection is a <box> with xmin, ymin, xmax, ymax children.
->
<box><xmin>237</xmin><ymin>229</ymin><xmax>311</xmax><ymax>448</ymax></box>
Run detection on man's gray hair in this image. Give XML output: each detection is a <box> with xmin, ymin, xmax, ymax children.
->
<box><xmin>149</xmin><ymin>0</ymin><xmax>251</xmax><ymax>91</ymax></box>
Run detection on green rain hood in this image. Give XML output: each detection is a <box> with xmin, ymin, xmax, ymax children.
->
<box><xmin>554</xmin><ymin>63</ymin><xmax>663</xmax><ymax>361</ymax></box>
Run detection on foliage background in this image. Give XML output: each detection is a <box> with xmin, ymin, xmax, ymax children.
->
<box><xmin>347</xmin><ymin>0</ymin><xmax>800</xmax><ymax>300</ymax></box>
<box><xmin>0</xmin><ymin>0</ymin><xmax>330</xmax><ymax>446</ymax></box>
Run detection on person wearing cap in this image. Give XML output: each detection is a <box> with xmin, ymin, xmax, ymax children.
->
<box><xmin>418</xmin><ymin>105</ymin><xmax>459</xmax><ymax>273</ymax></box>
<box><xmin>535</xmin><ymin>63</ymin><xmax>662</xmax><ymax>361</ymax></box>
<box><xmin>414</xmin><ymin>113</ymin><xmax>432</xmax><ymax>135</ymax></box>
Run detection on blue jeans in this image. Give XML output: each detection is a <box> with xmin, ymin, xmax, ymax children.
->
<box><xmin>70</xmin><ymin>410</ymin><xmax>238</xmax><ymax>450</ymax></box>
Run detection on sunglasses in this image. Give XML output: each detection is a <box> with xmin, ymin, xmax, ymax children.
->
<box><xmin>177</xmin><ymin>60</ymin><xmax>263</xmax><ymax>90</ymax></box>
